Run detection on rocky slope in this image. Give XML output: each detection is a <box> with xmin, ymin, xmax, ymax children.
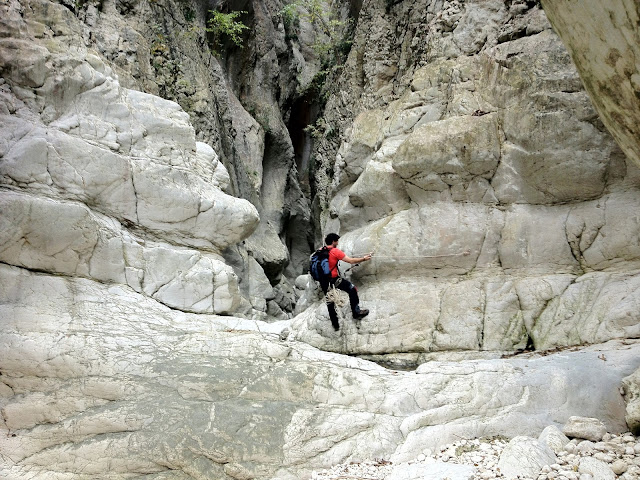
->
<box><xmin>1</xmin><ymin>0</ymin><xmax>640</xmax><ymax>478</ymax></box>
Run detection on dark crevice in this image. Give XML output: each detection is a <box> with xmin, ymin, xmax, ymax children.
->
<box><xmin>496</xmin><ymin>27</ymin><xmax>528</xmax><ymax>45</ymax></box>
<box><xmin>285</xmin><ymin>91</ymin><xmax>319</xmax><ymax>198</ymax></box>
<box><xmin>524</xmin><ymin>334</ymin><xmax>535</xmax><ymax>352</ymax></box>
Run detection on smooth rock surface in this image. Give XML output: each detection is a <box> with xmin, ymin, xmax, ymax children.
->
<box><xmin>564</xmin><ymin>417</ymin><xmax>609</xmax><ymax>442</ymax></box>
<box><xmin>1</xmin><ymin>264</ymin><xmax>639</xmax><ymax>478</ymax></box>
<box><xmin>497</xmin><ymin>436</ymin><xmax>557</xmax><ymax>480</ymax></box>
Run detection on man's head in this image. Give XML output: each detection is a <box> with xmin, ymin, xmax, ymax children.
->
<box><xmin>324</xmin><ymin>233</ymin><xmax>340</xmax><ymax>246</ymax></box>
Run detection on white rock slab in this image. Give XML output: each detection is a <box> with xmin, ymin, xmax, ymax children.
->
<box><xmin>2</xmin><ymin>264</ymin><xmax>640</xmax><ymax>479</ymax></box>
<box><xmin>563</xmin><ymin>417</ymin><xmax>608</xmax><ymax>442</ymax></box>
<box><xmin>385</xmin><ymin>462</ymin><xmax>476</xmax><ymax>480</ymax></box>
<box><xmin>497</xmin><ymin>436</ymin><xmax>557</xmax><ymax>480</ymax></box>
<box><xmin>578</xmin><ymin>457</ymin><xmax>616</xmax><ymax>480</ymax></box>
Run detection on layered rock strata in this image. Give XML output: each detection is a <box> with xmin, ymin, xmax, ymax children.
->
<box><xmin>294</xmin><ymin>0</ymin><xmax>640</xmax><ymax>357</ymax></box>
<box><xmin>16</xmin><ymin>0</ymin><xmax>322</xmax><ymax>315</ymax></box>
<box><xmin>0</xmin><ymin>0</ymin><xmax>261</xmax><ymax>316</ymax></box>
<box><xmin>2</xmin><ymin>0</ymin><xmax>640</xmax><ymax>478</ymax></box>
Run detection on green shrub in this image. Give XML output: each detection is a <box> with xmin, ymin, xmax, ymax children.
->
<box><xmin>280</xmin><ymin>0</ymin><xmax>351</xmax><ymax>64</ymax></box>
<box><xmin>280</xmin><ymin>0</ymin><xmax>352</xmax><ymax>97</ymax></box>
<box><xmin>206</xmin><ymin>10</ymin><xmax>249</xmax><ymax>51</ymax></box>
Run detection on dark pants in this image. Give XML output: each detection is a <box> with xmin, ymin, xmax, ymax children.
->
<box><xmin>320</xmin><ymin>277</ymin><xmax>361</xmax><ymax>330</ymax></box>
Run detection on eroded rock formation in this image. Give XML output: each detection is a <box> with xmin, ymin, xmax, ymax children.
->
<box><xmin>1</xmin><ymin>0</ymin><xmax>640</xmax><ymax>478</ymax></box>
<box><xmin>0</xmin><ymin>2</ymin><xmax>259</xmax><ymax>315</ymax></box>
<box><xmin>292</xmin><ymin>0</ymin><xmax>640</xmax><ymax>359</ymax></box>
<box><xmin>1</xmin><ymin>266</ymin><xmax>638</xmax><ymax>478</ymax></box>
<box><xmin>541</xmin><ymin>0</ymin><xmax>640</xmax><ymax>168</ymax></box>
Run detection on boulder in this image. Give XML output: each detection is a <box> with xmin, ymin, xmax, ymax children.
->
<box><xmin>497</xmin><ymin>436</ymin><xmax>557</xmax><ymax>480</ymax></box>
<box><xmin>539</xmin><ymin>425</ymin><xmax>570</xmax><ymax>454</ymax></box>
<box><xmin>578</xmin><ymin>457</ymin><xmax>616</xmax><ymax>480</ymax></box>
<box><xmin>563</xmin><ymin>417</ymin><xmax>608</xmax><ymax>442</ymax></box>
<box><xmin>621</xmin><ymin>368</ymin><xmax>640</xmax><ymax>435</ymax></box>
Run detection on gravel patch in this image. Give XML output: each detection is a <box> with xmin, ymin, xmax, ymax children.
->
<box><xmin>311</xmin><ymin>432</ymin><xmax>640</xmax><ymax>480</ymax></box>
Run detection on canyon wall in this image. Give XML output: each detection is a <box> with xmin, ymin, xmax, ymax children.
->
<box><xmin>1</xmin><ymin>0</ymin><xmax>640</xmax><ymax>478</ymax></box>
<box><xmin>292</xmin><ymin>0</ymin><xmax>640</xmax><ymax>360</ymax></box>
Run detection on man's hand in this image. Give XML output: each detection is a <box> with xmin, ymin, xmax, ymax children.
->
<box><xmin>342</xmin><ymin>252</ymin><xmax>373</xmax><ymax>265</ymax></box>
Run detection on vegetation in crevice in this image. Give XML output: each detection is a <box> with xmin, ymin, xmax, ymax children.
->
<box><xmin>206</xmin><ymin>8</ymin><xmax>250</xmax><ymax>53</ymax></box>
<box><xmin>281</xmin><ymin>0</ymin><xmax>354</xmax><ymax>99</ymax></box>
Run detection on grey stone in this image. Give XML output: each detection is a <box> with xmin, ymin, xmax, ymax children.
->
<box><xmin>621</xmin><ymin>368</ymin><xmax>640</xmax><ymax>435</ymax></box>
<box><xmin>611</xmin><ymin>459</ymin><xmax>628</xmax><ymax>475</ymax></box>
<box><xmin>578</xmin><ymin>457</ymin><xmax>616</xmax><ymax>480</ymax></box>
<box><xmin>540</xmin><ymin>426</ymin><xmax>571</xmax><ymax>454</ymax></box>
<box><xmin>497</xmin><ymin>436</ymin><xmax>557</xmax><ymax>480</ymax></box>
<box><xmin>564</xmin><ymin>417</ymin><xmax>608</xmax><ymax>442</ymax></box>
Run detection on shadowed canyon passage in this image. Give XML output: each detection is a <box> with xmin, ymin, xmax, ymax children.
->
<box><xmin>1</xmin><ymin>0</ymin><xmax>640</xmax><ymax>479</ymax></box>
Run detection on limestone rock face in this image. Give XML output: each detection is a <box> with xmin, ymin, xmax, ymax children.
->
<box><xmin>2</xmin><ymin>0</ymin><xmax>640</xmax><ymax>477</ymax></box>
<box><xmin>297</xmin><ymin>0</ymin><xmax>640</xmax><ymax>356</ymax></box>
<box><xmin>38</xmin><ymin>0</ymin><xmax>319</xmax><ymax>314</ymax></box>
<box><xmin>0</xmin><ymin>0</ymin><xmax>259</xmax><ymax>315</ymax></box>
<box><xmin>540</xmin><ymin>0</ymin><xmax>640</xmax><ymax>168</ymax></box>
<box><xmin>1</xmin><ymin>264</ymin><xmax>638</xmax><ymax>479</ymax></box>
<box><xmin>1</xmin><ymin>62</ymin><xmax>258</xmax><ymax>251</ymax></box>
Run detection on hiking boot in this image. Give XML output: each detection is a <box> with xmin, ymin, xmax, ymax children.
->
<box><xmin>353</xmin><ymin>309</ymin><xmax>369</xmax><ymax>320</ymax></box>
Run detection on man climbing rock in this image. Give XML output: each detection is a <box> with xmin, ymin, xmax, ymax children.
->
<box><xmin>318</xmin><ymin>233</ymin><xmax>372</xmax><ymax>331</ymax></box>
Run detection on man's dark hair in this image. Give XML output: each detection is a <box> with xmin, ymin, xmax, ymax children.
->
<box><xmin>324</xmin><ymin>233</ymin><xmax>340</xmax><ymax>245</ymax></box>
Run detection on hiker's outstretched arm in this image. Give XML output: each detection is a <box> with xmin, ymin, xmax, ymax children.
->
<box><xmin>342</xmin><ymin>253</ymin><xmax>372</xmax><ymax>264</ymax></box>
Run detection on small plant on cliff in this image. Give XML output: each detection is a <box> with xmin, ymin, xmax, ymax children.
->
<box><xmin>206</xmin><ymin>9</ymin><xmax>249</xmax><ymax>52</ymax></box>
<box><xmin>280</xmin><ymin>0</ymin><xmax>351</xmax><ymax>67</ymax></box>
<box><xmin>281</xmin><ymin>0</ymin><xmax>352</xmax><ymax>103</ymax></box>
<box><xmin>304</xmin><ymin>117</ymin><xmax>337</xmax><ymax>140</ymax></box>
